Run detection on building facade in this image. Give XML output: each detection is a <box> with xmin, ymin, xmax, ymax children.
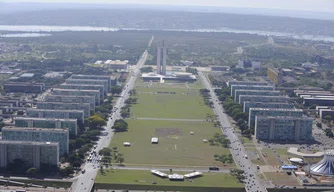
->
<box><xmin>2</xmin><ymin>127</ymin><xmax>69</xmax><ymax>156</ymax></box>
<box><xmin>303</xmin><ymin>97</ymin><xmax>334</xmax><ymax>106</ymax></box>
<box><xmin>227</xmin><ymin>81</ymin><xmax>269</xmax><ymax>88</ymax></box>
<box><xmin>45</xmin><ymin>94</ymin><xmax>96</xmax><ymax>108</ymax></box>
<box><xmin>267</xmin><ymin>68</ymin><xmax>283</xmax><ymax>85</ymax></box>
<box><xmin>255</xmin><ymin>116</ymin><xmax>313</xmax><ymax>142</ymax></box>
<box><xmin>104</xmin><ymin>60</ymin><xmax>129</xmax><ymax>70</ymax></box>
<box><xmin>69</xmin><ymin>74</ymin><xmax>117</xmax><ymax>88</ymax></box>
<box><xmin>243</xmin><ymin>102</ymin><xmax>294</xmax><ymax>113</ymax></box>
<box><xmin>239</xmin><ymin>95</ymin><xmax>289</xmax><ymax>106</ymax></box>
<box><xmin>4</xmin><ymin>83</ymin><xmax>45</xmax><ymax>93</ymax></box>
<box><xmin>59</xmin><ymin>84</ymin><xmax>105</xmax><ymax>98</ymax></box>
<box><xmin>51</xmin><ymin>88</ymin><xmax>100</xmax><ymax>104</ymax></box>
<box><xmin>37</xmin><ymin>102</ymin><xmax>91</xmax><ymax>118</ymax></box>
<box><xmin>234</xmin><ymin>90</ymin><xmax>280</xmax><ymax>103</ymax></box>
<box><xmin>26</xmin><ymin>108</ymin><xmax>84</xmax><ymax>124</ymax></box>
<box><xmin>0</xmin><ymin>140</ymin><xmax>59</xmax><ymax>169</ymax></box>
<box><xmin>248</xmin><ymin>108</ymin><xmax>303</xmax><ymax>128</ymax></box>
<box><xmin>231</xmin><ymin>85</ymin><xmax>274</xmax><ymax>99</ymax></box>
<box><xmin>65</xmin><ymin>79</ymin><xmax>109</xmax><ymax>93</ymax></box>
<box><xmin>14</xmin><ymin>117</ymin><xmax>78</xmax><ymax>136</ymax></box>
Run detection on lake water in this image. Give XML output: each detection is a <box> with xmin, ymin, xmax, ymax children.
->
<box><xmin>0</xmin><ymin>25</ymin><xmax>334</xmax><ymax>42</ymax></box>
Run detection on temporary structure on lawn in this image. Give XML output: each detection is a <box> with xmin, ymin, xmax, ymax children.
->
<box><xmin>168</xmin><ymin>173</ymin><xmax>184</xmax><ymax>181</ymax></box>
<box><xmin>184</xmin><ymin>171</ymin><xmax>203</xmax><ymax>178</ymax></box>
<box><xmin>123</xmin><ymin>142</ymin><xmax>131</xmax><ymax>146</ymax></box>
<box><xmin>151</xmin><ymin>170</ymin><xmax>168</xmax><ymax>178</ymax></box>
<box><xmin>151</xmin><ymin>137</ymin><xmax>159</xmax><ymax>144</ymax></box>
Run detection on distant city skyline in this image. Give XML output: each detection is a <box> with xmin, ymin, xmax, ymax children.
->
<box><xmin>4</xmin><ymin>0</ymin><xmax>334</xmax><ymax>13</ymax></box>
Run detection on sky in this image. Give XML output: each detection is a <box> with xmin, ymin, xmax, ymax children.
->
<box><xmin>4</xmin><ymin>0</ymin><xmax>334</xmax><ymax>12</ymax></box>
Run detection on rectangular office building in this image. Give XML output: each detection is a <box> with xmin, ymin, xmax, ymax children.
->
<box><xmin>227</xmin><ymin>81</ymin><xmax>269</xmax><ymax>87</ymax></box>
<box><xmin>26</xmin><ymin>108</ymin><xmax>84</xmax><ymax>124</ymax></box>
<box><xmin>4</xmin><ymin>83</ymin><xmax>45</xmax><ymax>93</ymax></box>
<box><xmin>248</xmin><ymin>108</ymin><xmax>303</xmax><ymax>128</ymax></box>
<box><xmin>303</xmin><ymin>97</ymin><xmax>334</xmax><ymax>106</ymax></box>
<box><xmin>0</xmin><ymin>140</ymin><xmax>59</xmax><ymax>169</ymax></box>
<box><xmin>239</xmin><ymin>95</ymin><xmax>289</xmax><ymax>106</ymax></box>
<box><xmin>14</xmin><ymin>117</ymin><xmax>78</xmax><ymax>136</ymax></box>
<box><xmin>69</xmin><ymin>75</ymin><xmax>117</xmax><ymax>89</ymax></box>
<box><xmin>243</xmin><ymin>102</ymin><xmax>294</xmax><ymax>113</ymax></box>
<box><xmin>51</xmin><ymin>88</ymin><xmax>100</xmax><ymax>104</ymax></box>
<box><xmin>255</xmin><ymin>116</ymin><xmax>313</xmax><ymax>142</ymax></box>
<box><xmin>59</xmin><ymin>84</ymin><xmax>104</xmax><ymax>98</ymax></box>
<box><xmin>37</xmin><ymin>102</ymin><xmax>91</xmax><ymax>118</ymax></box>
<box><xmin>65</xmin><ymin>79</ymin><xmax>109</xmax><ymax>93</ymax></box>
<box><xmin>45</xmin><ymin>94</ymin><xmax>96</xmax><ymax>108</ymax></box>
<box><xmin>2</xmin><ymin>127</ymin><xmax>69</xmax><ymax>156</ymax></box>
<box><xmin>231</xmin><ymin>85</ymin><xmax>274</xmax><ymax>99</ymax></box>
<box><xmin>234</xmin><ymin>90</ymin><xmax>280</xmax><ymax>103</ymax></box>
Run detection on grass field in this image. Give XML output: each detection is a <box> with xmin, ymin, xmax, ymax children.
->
<box><xmin>96</xmin><ymin>169</ymin><xmax>243</xmax><ymax>188</ymax></box>
<box><xmin>109</xmin><ymin>119</ymin><xmax>232</xmax><ymax>167</ymax></box>
<box><xmin>262</xmin><ymin>149</ymin><xmax>282</xmax><ymax>165</ymax></box>
<box><xmin>264</xmin><ymin>172</ymin><xmax>300</xmax><ymax>186</ymax></box>
<box><xmin>130</xmin><ymin>92</ymin><xmax>214</xmax><ymax>119</ymax></box>
<box><xmin>136</xmin><ymin>87</ymin><xmax>199</xmax><ymax>94</ymax></box>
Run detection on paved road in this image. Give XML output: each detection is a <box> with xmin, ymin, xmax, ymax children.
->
<box><xmin>69</xmin><ymin>50</ymin><xmax>148</xmax><ymax>192</ymax></box>
<box><xmin>109</xmin><ymin>166</ymin><xmax>230</xmax><ymax>173</ymax></box>
<box><xmin>134</xmin><ymin>117</ymin><xmax>206</xmax><ymax>122</ymax></box>
<box><xmin>198</xmin><ymin>72</ymin><xmax>268</xmax><ymax>192</ymax></box>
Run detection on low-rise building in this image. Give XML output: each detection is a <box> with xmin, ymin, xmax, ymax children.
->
<box><xmin>37</xmin><ymin>102</ymin><xmax>91</xmax><ymax>118</ymax></box>
<box><xmin>45</xmin><ymin>94</ymin><xmax>96</xmax><ymax>108</ymax></box>
<box><xmin>234</xmin><ymin>90</ymin><xmax>280</xmax><ymax>103</ymax></box>
<box><xmin>319</xmin><ymin>108</ymin><xmax>334</xmax><ymax>120</ymax></box>
<box><xmin>243</xmin><ymin>102</ymin><xmax>294</xmax><ymax>113</ymax></box>
<box><xmin>104</xmin><ymin>60</ymin><xmax>129</xmax><ymax>70</ymax></box>
<box><xmin>14</xmin><ymin>117</ymin><xmax>78</xmax><ymax>136</ymax></box>
<box><xmin>231</xmin><ymin>85</ymin><xmax>275</xmax><ymax>99</ymax></box>
<box><xmin>0</xmin><ymin>140</ymin><xmax>59</xmax><ymax>169</ymax></box>
<box><xmin>248</xmin><ymin>108</ymin><xmax>303</xmax><ymax>128</ymax></box>
<box><xmin>255</xmin><ymin>116</ymin><xmax>313</xmax><ymax>142</ymax></box>
<box><xmin>239</xmin><ymin>95</ymin><xmax>289</xmax><ymax>106</ymax></box>
<box><xmin>51</xmin><ymin>88</ymin><xmax>100</xmax><ymax>104</ymax></box>
<box><xmin>4</xmin><ymin>83</ymin><xmax>45</xmax><ymax>93</ymax></box>
<box><xmin>2</xmin><ymin>127</ymin><xmax>69</xmax><ymax>156</ymax></box>
<box><xmin>26</xmin><ymin>108</ymin><xmax>84</xmax><ymax>124</ymax></box>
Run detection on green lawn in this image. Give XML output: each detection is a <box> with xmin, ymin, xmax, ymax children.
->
<box><xmin>96</xmin><ymin>169</ymin><xmax>243</xmax><ymax>188</ymax></box>
<box><xmin>131</xmin><ymin>92</ymin><xmax>214</xmax><ymax>119</ymax></box>
<box><xmin>136</xmin><ymin>87</ymin><xmax>199</xmax><ymax>93</ymax></box>
<box><xmin>109</xmin><ymin>119</ymin><xmax>232</xmax><ymax>167</ymax></box>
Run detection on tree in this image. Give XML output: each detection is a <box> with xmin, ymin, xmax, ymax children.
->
<box><xmin>325</xmin><ymin>115</ymin><xmax>332</xmax><ymax>122</ymax></box>
<box><xmin>117</xmin><ymin>156</ymin><xmax>124</xmax><ymax>164</ymax></box>
<box><xmin>88</xmin><ymin>115</ymin><xmax>106</xmax><ymax>129</ymax></box>
<box><xmin>112</xmin><ymin>119</ymin><xmax>128</xmax><ymax>132</ymax></box>
<box><xmin>316</xmin><ymin>122</ymin><xmax>322</xmax><ymax>128</ymax></box>
<box><xmin>99</xmin><ymin>148</ymin><xmax>112</xmax><ymax>156</ymax></box>
<box><xmin>325</xmin><ymin>128</ymin><xmax>334</xmax><ymax>138</ymax></box>
<box><xmin>111</xmin><ymin>86</ymin><xmax>122</xmax><ymax>95</ymax></box>
<box><xmin>26</xmin><ymin>167</ymin><xmax>38</xmax><ymax>176</ymax></box>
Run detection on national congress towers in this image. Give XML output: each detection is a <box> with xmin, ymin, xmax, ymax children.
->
<box><xmin>156</xmin><ymin>41</ymin><xmax>167</xmax><ymax>75</ymax></box>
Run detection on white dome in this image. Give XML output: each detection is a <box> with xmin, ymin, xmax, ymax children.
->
<box><xmin>290</xmin><ymin>158</ymin><xmax>303</xmax><ymax>163</ymax></box>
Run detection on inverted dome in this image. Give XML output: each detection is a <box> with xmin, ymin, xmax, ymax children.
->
<box><xmin>310</xmin><ymin>150</ymin><xmax>334</xmax><ymax>176</ymax></box>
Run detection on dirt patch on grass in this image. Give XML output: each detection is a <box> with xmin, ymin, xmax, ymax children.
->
<box><xmin>155</xmin><ymin>128</ymin><xmax>182</xmax><ymax>137</ymax></box>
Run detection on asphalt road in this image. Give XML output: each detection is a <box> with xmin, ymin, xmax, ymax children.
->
<box><xmin>198</xmin><ymin>72</ymin><xmax>268</xmax><ymax>192</ymax></box>
<box><xmin>69</xmin><ymin>50</ymin><xmax>148</xmax><ymax>192</ymax></box>
<box><xmin>109</xmin><ymin>166</ymin><xmax>230</xmax><ymax>173</ymax></box>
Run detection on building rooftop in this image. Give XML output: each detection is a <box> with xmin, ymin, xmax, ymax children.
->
<box><xmin>70</xmin><ymin>74</ymin><xmax>111</xmax><ymax>78</ymax></box>
<box><xmin>61</xmin><ymin>83</ymin><xmax>104</xmax><ymax>88</ymax></box>
<box><xmin>66</xmin><ymin>79</ymin><xmax>108</xmax><ymax>83</ymax></box>
<box><xmin>2</xmin><ymin>126</ymin><xmax>69</xmax><ymax>132</ymax></box>
<box><xmin>14</xmin><ymin>117</ymin><xmax>77</xmax><ymax>122</ymax></box>
<box><xmin>250</xmin><ymin>108</ymin><xmax>302</xmax><ymax>112</ymax></box>
<box><xmin>26</xmin><ymin>108</ymin><xmax>84</xmax><ymax>113</ymax></box>
<box><xmin>0</xmin><ymin>140</ymin><xmax>59</xmax><ymax>146</ymax></box>
<box><xmin>52</xmin><ymin>88</ymin><xmax>100</xmax><ymax>93</ymax></box>
<box><xmin>46</xmin><ymin>94</ymin><xmax>95</xmax><ymax>99</ymax></box>
<box><xmin>105</xmin><ymin>60</ymin><xmax>129</xmax><ymax>65</ymax></box>
<box><xmin>37</xmin><ymin>102</ymin><xmax>90</xmax><ymax>106</ymax></box>
<box><xmin>256</xmin><ymin>116</ymin><xmax>312</xmax><ymax>120</ymax></box>
<box><xmin>304</xmin><ymin>97</ymin><xmax>334</xmax><ymax>101</ymax></box>
<box><xmin>20</xmin><ymin>73</ymin><xmax>35</xmax><ymax>78</ymax></box>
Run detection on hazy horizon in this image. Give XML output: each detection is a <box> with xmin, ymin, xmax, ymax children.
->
<box><xmin>3</xmin><ymin>0</ymin><xmax>334</xmax><ymax>13</ymax></box>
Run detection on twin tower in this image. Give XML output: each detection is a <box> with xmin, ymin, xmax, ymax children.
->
<box><xmin>156</xmin><ymin>41</ymin><xmax>167</xmax><ymax>75</ymax></box>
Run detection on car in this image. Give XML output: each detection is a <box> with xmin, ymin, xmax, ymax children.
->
<box><xmin>209</xmin><ymin>166</ymin><xmax>220</xmax><ymax>171</ymax></box>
